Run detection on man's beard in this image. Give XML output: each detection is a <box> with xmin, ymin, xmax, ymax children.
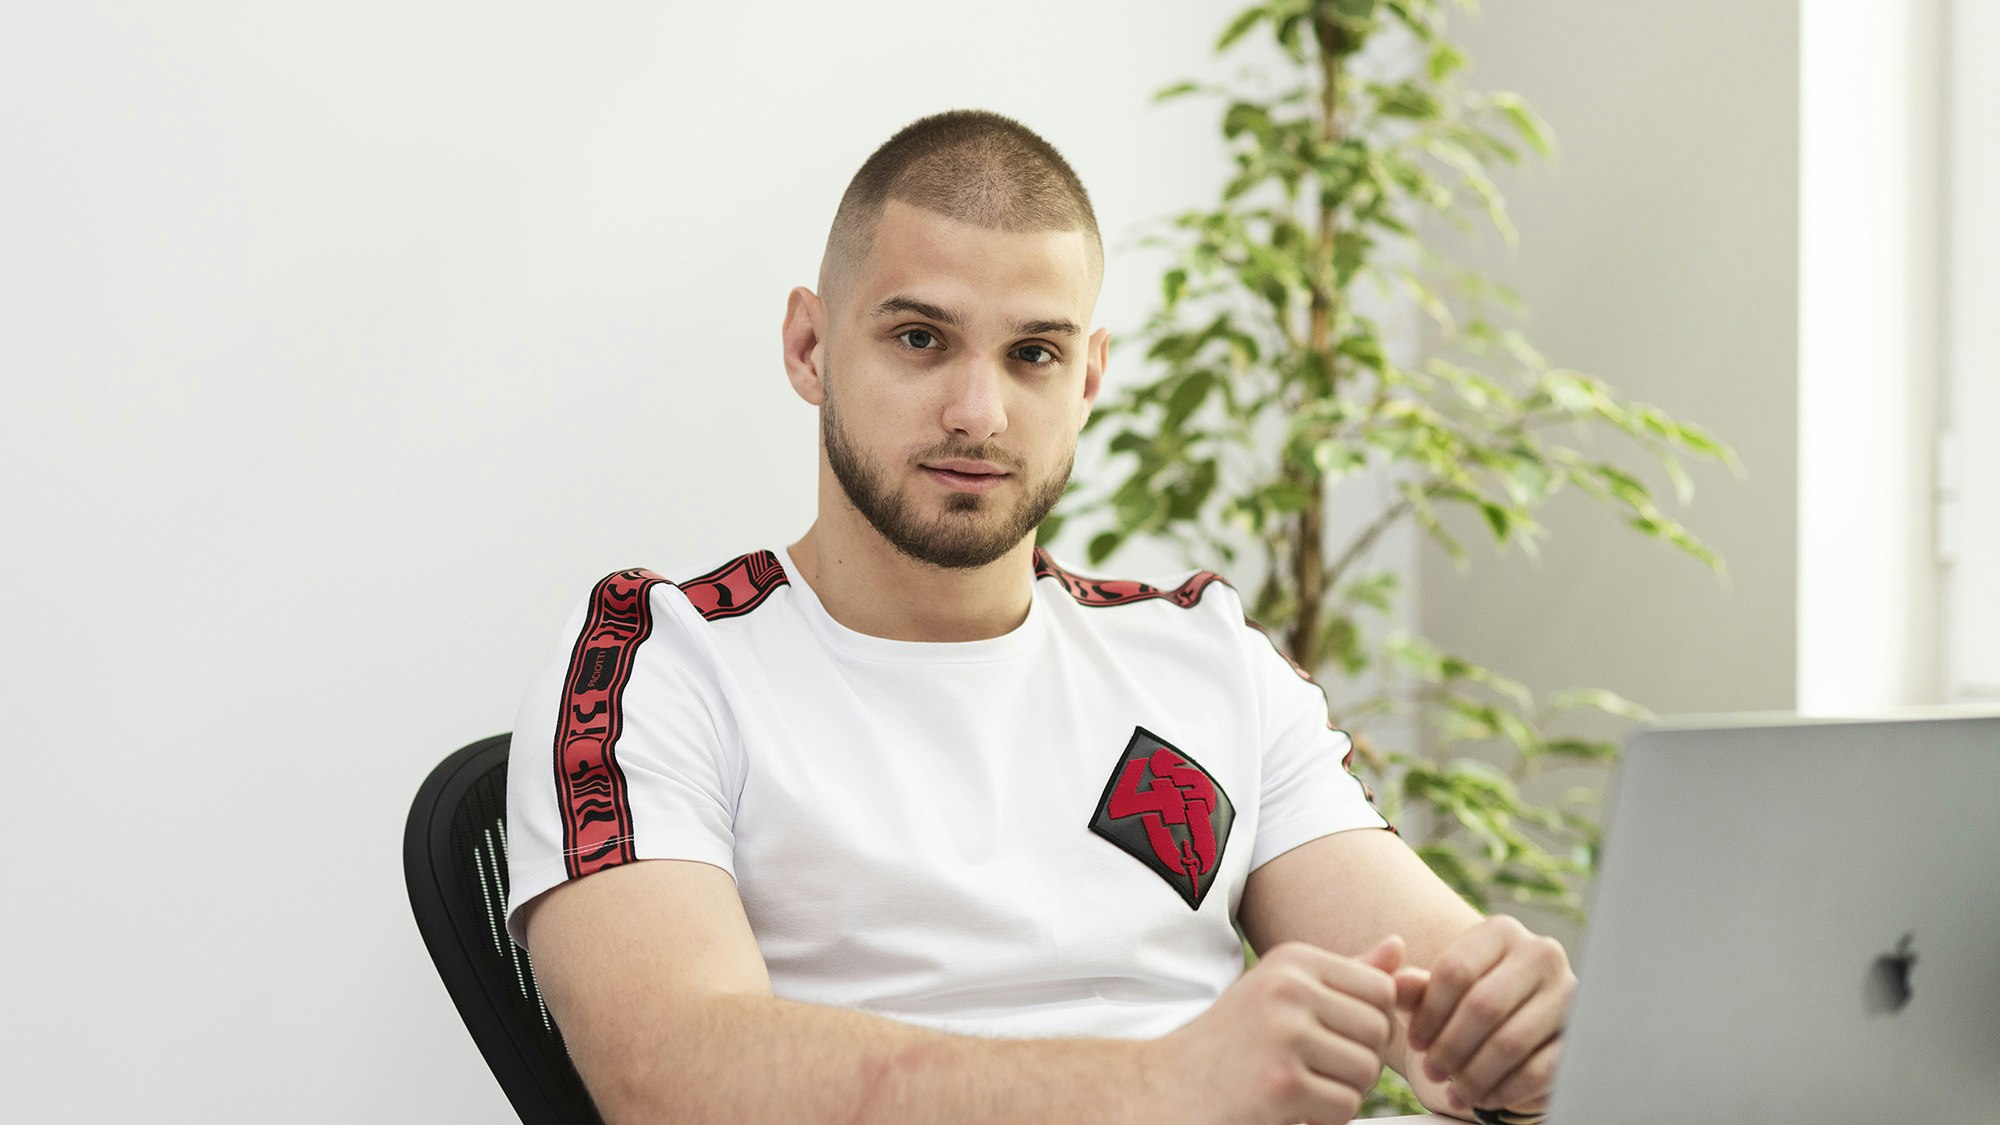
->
<box><xmin>821</xmin><ymin>369</ymin><xmax>1071</xmax><ymax>571</ymax></box>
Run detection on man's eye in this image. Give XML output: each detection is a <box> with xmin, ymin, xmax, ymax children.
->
<box><xmin>1017</xmin><ymin>345</ymin><xmax>1057</xmax><ymax>366</ymax></box>
<box><xmin>897</xmin><ymin>329</ymin><xmax>939</xmax><ymax>351</ymax></box>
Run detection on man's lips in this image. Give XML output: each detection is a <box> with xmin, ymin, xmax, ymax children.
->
<box><xmin>920</xmin><ymin>460</ymin><xmax>1012</xmax><ymax>493</ymax></box>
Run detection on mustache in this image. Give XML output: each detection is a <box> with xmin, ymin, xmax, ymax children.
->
<box><xmin>910</xmin><ymin>442</ymin><xmax>1024</xmax><ymax>472</ymax></box>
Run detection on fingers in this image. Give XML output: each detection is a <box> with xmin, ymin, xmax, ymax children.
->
<box><xmin>1392</xmin><ymin>965</ymin><xmax>1429</xmax><ymax>1012</ymax></box>
<box><xmin>1416</xmin><ymin>951</ymin><xmax>1539</xmax><ymax>1081</ymax></box>
<box><xmin>1401</xmin><ymin>916</ymin><xmax>1574</xmax><ymax>1116</ymax></box>
<box><xmin>1356</xmin><ymin>934</ymin><xmax>1406</xmax><ymax>975</ymax></box>
<box><xmin>1291</xmin><ymin>1012</ymin><xmax>1391</xmax><ymax>1093</ymax></box>
<box><xmin>1406</xmin><ymin>917</ymin><xmax>1513</xmax><ymax>1052</ymax></box>
<box><xmin>1263</xmin><ymin>940</ymin><xmax>1398</xmax><ymax>1018</ymax></box>
<box><xmin>1284</xmin><ymin>1069</ymin><xmax>1367</xmax><ymax>1125</ymax></box>
<box><xmin>1469</xmin><ymin>1033</ymin><xmax>1562</xmax><ymax>1113</ymax></box>
<box><xmin>1447</xmin><ymin>986</ymin><xmax>1568</xmax><ymax>1108</ymax></box>
<box><xmin>1241</xmin><ymin>942</ymin><xmax>1403</xmax><ymax>1121</ymax></box>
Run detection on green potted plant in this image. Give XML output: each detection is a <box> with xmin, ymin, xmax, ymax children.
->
<box><xmin>1044</xmin><ymin>1</ymin><xmax>1735</xmax><ymax>1110</ymax></box>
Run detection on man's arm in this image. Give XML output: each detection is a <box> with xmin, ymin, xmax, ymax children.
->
<box><xmin>1237</xmin><ymin>827</ymin><xmax>1575</xmax><ymax>1121</ymax></box>
<box><xmin>526</xmin><ymin>856</ymin><xmax>1407</xmax><ymax>1125</ymax></box>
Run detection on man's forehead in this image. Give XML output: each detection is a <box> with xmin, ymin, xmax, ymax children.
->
<box><xmin>848</xmin><ymin>201</ymin><xmax>1095</xmax><ymax>314</ymax></box>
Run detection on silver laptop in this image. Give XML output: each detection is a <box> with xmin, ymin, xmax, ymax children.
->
<box><xmin>1549</xmin><ymin>712</ymin><xmax>2000</xmax><ymax>1122</ymax></box>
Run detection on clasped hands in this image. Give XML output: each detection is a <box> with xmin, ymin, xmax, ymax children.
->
<box><xmin>1149</xmin><ymin>914</ymin><xmax>1575</xmax><ymax>1125</ymax></box>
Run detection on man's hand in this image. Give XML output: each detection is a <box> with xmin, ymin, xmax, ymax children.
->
<box><xmin>1397</xmin><ymin>914</ymin><xmax>1575</xmax><ymax>1118</ymax></box>
<box><xmin>1143</xmin><ymin>936</ymin><xmax>1416</xmax><ymax>1125</ymax></box>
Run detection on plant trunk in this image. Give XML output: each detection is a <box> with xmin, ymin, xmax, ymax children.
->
<box><xmin>1288</xmin><ymin>14</ymin><xmax>1346</xmax><ymax>670</ymax></box>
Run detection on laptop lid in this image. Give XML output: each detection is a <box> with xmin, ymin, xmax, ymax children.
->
<box><xmin>1548</xmin><ymin>712</ymin><xmax>2000</xmax><ymax>1122</ymax></box>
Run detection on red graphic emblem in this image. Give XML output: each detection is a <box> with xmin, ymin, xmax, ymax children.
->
<box><xmin>1090</xmin><ymin>727</ymin><xmax>1236</xmax><ymax>908</ymax></box>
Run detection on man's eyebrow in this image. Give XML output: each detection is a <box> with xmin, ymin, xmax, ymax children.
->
<box><xmin>872</xmin><ymin>294</ymin><xmax>1080</xmax><ymax>339</ymax></box>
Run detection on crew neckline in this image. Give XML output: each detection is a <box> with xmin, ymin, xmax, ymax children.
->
<box><xmin>774</xmin><ymin>544</ymin><xmax>1049</xmax><ymax>664</ymax></box>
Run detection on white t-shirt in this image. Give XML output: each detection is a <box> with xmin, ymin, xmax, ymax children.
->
<box><xmin>506</xmin><ymin>546</ymin><xmax>1388</xmax><ymax>1040</ymax></box>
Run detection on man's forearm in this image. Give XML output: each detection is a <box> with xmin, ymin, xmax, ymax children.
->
<box><xmin>578</xmin><ymin>991</ymin><xmax>1160</xmax><ymax>1125</ymax></box>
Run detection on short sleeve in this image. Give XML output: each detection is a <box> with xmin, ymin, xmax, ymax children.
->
<box><xmin>504</xmin><ymin>575</ymin><xmax>741</xmax><ymax>946</ymax></box>
<box><xmin>1240</xmin><ymin>620</ymin><xmax>1390</xmax><ymax>872</ymax></box>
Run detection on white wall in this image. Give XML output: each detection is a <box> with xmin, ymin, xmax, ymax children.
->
<box><xmin>1798</xmin><ymin>0</ymin><xmax>1947</xmax><ymax>714</ymax></box>
<box><xmin>1943</xmin><ymin>0</ymin><xmax>2000</xmax><ymax>700</ymax></box>
<box><xmin>0</xmin><ymin>4</ymin><xmax>1252</xmax><ymax>1119</ymax></box>
<box><xmin>1419</xmin><ymin>0</ymin><xmax>1801</xmax><ymax>723</ymax></box>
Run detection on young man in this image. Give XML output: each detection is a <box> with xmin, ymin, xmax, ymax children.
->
<box><xmin>506</xmin><ymin>110</ymin><xmax>1574</xmax><ymax>1124</ymax></box>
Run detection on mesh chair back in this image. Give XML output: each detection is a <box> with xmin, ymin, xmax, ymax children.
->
<box><xmin>404</xmin><ymin>734</ymin><xmax>604</xmax><ymax>1125</ymax></box>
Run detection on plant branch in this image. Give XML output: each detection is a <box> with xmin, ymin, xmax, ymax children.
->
<box><xmin>1287</xmin><ymin>11</ymin><xmax>1348</xmax><ymax>668</ymax></box>
<box><xmin>1324</xmin><ymin>491</ymin><xmax>1418</xmax><ymax>593</ymax></box>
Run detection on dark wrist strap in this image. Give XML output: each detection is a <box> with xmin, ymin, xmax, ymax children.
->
<box><xmin>1473</xmin><ymin>1109</ymin><xmax>1547</xmax><ymax>1125</ymax></box>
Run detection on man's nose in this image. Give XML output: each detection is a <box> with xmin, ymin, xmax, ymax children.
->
<box><xmin>939</xmin><ymin>358</ymin><xmax>1008</xmax><ymax>441</ymax></box>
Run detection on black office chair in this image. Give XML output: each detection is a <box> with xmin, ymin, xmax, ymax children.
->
<box><xmin>404</xmin><ymin>733</ymin><xmax>605</xmax><ymax>1125</ymax></box>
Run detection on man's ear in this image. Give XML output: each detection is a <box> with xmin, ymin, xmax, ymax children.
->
<box><xmin>1078</xmin><ymin>325</ymin><xmax>1109</xmax><ymax>429</ymax></box>
<box><xmin>782</xmin><ymin>286</ymin><xmax>828</xmax><ymax>406</ymax></box>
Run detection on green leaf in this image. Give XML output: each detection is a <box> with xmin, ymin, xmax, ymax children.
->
<box><xmin>1497</xmin><ymin>450</ymin><xmax>1554</xmax><ymax>506</ymax></box>
<box><xmin>1215</xmin><ymin>5</ymin><xmax>1268</xmax><ymax>52</ymax></box>
<box><xmin>1492</xmin><ymin>867</ymin><xmax>1571</xmax><ymax>900</ymax></box>
<box><xmin>1428</xmin><ymin>42</ymin><xmax>1467</xmax><ymax>82</ymax></box>
<box><xmin>1341</xmin><ymin>570</ymin><xmax>1400</xmax><ymax>612</ymax></box>
<box><xmin>1546</xmin><ymin>687</ymin><xmax>1654</xmax><ymax>722</ymax></box>
<box><xmin>1670</xmin><ymin>418</ymin><xmax>1736</xmax><ymax>464</ymax></box>
<box><xmin>1167</xmin><ymin>458</ymin><xmax>1220</xmax><ymax>520</ymax></box>
<box><xmin>1108</xmin><ymin>430</ymin><xmax>1148</xmax><ymax>456</ymax></box>
<box><xmin>1262</xmin><ymin>480</ymin><xmax>1314</xmax><ymax>513</ymax></box>
<box><xmin>1313</xmin><ymin>439</ymin><xmax>1367</xmax><ymax>478</ymax></box>
<box><xmin>1489</xmin><ymin>91</ymin><xmax>1555</xmax><ymax>158</ymax></box>
<box><xmin>1331</xmin><ymin>230</ymin><xmax>1373</xmax><ymax>287</ymax></box>
<box><xmin>1274</xmin><ymin>11</ymin><xmax>1308</xmax><ymax>61</ymax></box>
<box><xmin>1336</xmin><ymin>327</ymin><xmax>1386</xmax><ymax>372</ymax></box>
<box><xmin>1153</xmin><ymin>80</ymin><xmax>1202</xmax><ymax>103</ymax></box>
<box><xmin>1222</xmin><ymin>101</ymin><xmax>1274</xmax><ymax>142</ymax></box>
<box><xmin>1165</xmin><ymin>370</ymin><xmax>1217</xmax><ymax>429</ymax></box>
<box><xmin>1543</xmin><ymin>738</ymin><xmax>1620</xmax><ymax>760</ymax></box>
<box><xmin>1112</xmin><ymin>480</ymin><xmax>1167</xmax><ymax>528</ymax></box>
<box><xmin>1414</xmin><ymin>842</ymin><xmax>1486</xmax><ymax>909</ymax></box>
<box><xmin>1397</xmin><ymin>270</ymin><xmax>1456</xmax><ymax>333</ymax></box>
<box><xmin>1324</xmin><ymin>614</ymin><xmax>1366</xmax><ymax>674</ymax></box>
<box><xmin>1035</xmin><ymin>511</ymin><xmax>1066</xmax><ymax>545</ymax></box>
<box><xmin>1087</xmin><ymin>530</ymin><xmax>1123</xmax><ymax>565</ymax></box>
<box><xmin>1373</xmin><ymin>80</ymin><xmax>1443</xmax><ymax>119</ymax></box>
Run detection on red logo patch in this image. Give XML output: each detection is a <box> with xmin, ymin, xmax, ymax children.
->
<box><xmin>1089</xmin><ymin>727</ymin><xmax>1236</xmax><ymax>909</ymax></box>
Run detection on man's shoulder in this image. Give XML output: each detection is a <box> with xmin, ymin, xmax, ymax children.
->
<box><xmin>1030</xmin><ymin>547</ymin><xmax>1237</xmax><ymax>615</ymax></box>
<box><xmin>655</xmin><ymin>549</ymin><xmax>792</xmax><ymax>623</ymax></box>
<box><xmin>576</xmin><ymin>549</ymin><xmax>793</xmax><ymax>627</ymax></box>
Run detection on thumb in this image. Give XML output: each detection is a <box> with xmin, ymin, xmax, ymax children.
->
<box><xmin>1393</xmin><ymin>965</ymin><xmax>1430</xmax><ymax>1012</ymax></box>
<box><xmin>1358</xmin><ymin>934</ymin><xmax>1406</xmax><ymax>975</ymax></box>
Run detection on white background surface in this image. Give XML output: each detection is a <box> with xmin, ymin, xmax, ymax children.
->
<box><xmin>0</xmin><ymin>4</ymin><xmax>1242</xmax><ymax>1119</ymax></box>
<box><xmin>1945</xmin><ymin>0</ymin><xmax>2000</xmax><ymax>698</ymax></box>
<box><xmin>0</xmin><ymin>1</ymin><xmax>1976</xmax><ymax>1121</ymax></box>
<box><xmin>1797</xmin><ymin>0</ymin><xmax>1945</xmax><ymax>713</ymax></box>
<box><xmin>1422</xmin><ymin>0</ymin><xmax>1802</xmax><ymax>730</ymax></box>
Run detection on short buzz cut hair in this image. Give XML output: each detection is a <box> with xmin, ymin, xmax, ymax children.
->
<box><xmin>818</xmin><ymin>109</ymin><xmax>1105</xmax><ymax>314</ymax></box>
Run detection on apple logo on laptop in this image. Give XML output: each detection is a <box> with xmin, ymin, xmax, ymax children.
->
<box><xmin>1864</xmin><ymin>932</ymin><xmax>1917</xmax><ymax>1016</ymax></box>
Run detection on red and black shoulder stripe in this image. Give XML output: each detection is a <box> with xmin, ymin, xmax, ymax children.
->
<box><xmin>1032</xmin><ymin>547</ymin><xmax>1224</xmax><ymax>609</ymax></box>
<box><xmin>677</xmin><ymin>549</ymin><xmax>790</xmax><ymax>621</ymax></box>
<box><xmin>552</xmin><ymin>568</ymin><xmax>670</xmax><ymax>879</ymax></box>
<box><xmin>549</xmin><ymin>551</ymin><xmax>790</xmax><ymax>880</ymax></box>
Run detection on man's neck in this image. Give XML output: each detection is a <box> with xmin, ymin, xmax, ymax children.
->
<box><xmin>787</xmin><ymin>521</ymin><xmax>1037</xmax><ymax>643</ymax></box>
